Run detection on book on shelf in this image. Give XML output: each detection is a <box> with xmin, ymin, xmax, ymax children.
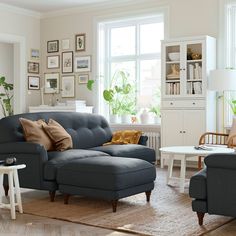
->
<box><xmin>166</xmin><ymin>82</ymin><xmax>180</xmax><ymax>95</ymax></box>
<box><xmin>194</xmin><ymin>63</ymin><xmax>202</xmax><ymax>80</ymax></box>
<box><xmin>188</xmin><ymin>64</ymin><xmax>194</xmax><ymax>80</ymax></box>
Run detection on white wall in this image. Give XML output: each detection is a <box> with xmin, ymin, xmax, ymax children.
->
<box><xmin>40</xmin><ymin>0</ymin><xmax>219</xmax><ymax>107</ymax></box>
<box><xmin>0</xmin><ymin>43</ymin><xmax>14</xmax><ymax>118</ymax></box>
<box><xmin>0</xmin><ymin>5</ymin><xmax>41</xmax><ymax>111</ymax></box>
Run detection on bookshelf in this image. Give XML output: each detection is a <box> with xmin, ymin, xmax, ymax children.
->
<box><xmin>160</xmin><ymin>36</ymin><xmax>216</xmax><ymax>168</ymax></box>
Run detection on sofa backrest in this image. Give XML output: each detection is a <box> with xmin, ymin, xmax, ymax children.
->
<box><xmin>0</xmin><ymin>112</ymin><xmax>112</xmax><ymax>149</ymax></box>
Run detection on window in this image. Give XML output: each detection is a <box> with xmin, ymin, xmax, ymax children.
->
<box><xmin>98</xmin><ymin>15</ymin><xmax>164</xmax><ymax>121</ymax></box>
<box><xmin>224</xmin><ymin>1</ymin><xmax>236</xmax><ymax>127</ymax></box>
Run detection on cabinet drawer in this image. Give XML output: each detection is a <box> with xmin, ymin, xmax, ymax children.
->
<box><xmin>162</xmin><ymin>100</ymin><xmax>205</xmax><ymax>108</ymax></box>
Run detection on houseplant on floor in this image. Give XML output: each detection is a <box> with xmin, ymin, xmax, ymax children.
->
<box><xmin>0</xmin><ymin>76</ymin><xmax>13</xmax><ymax>117</ymax></box>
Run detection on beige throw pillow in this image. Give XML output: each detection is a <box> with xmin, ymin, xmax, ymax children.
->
<box><xmin>43</xmin><ymin>119</ymin><xmax>72</xmax><ymax>151</ymax></box>
<box><xmin>228</xmin><ymin>117</ymin><xmax>236</xmax><ymax>146</ymax></box>
<box><xmin>19</xmin><ymin>118</ymin><xmax>54</xmax><ymax>151</ymax></box>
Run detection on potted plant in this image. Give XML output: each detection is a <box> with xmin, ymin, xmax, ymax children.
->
<box><xmin>103</xmin><ymin>70</ymin><xmax>135</xmax><ymax>123</ymax></box>
<box><xmin>0</xmin><ymin>76</ymin><xmax>13</xmax><ymax>117</ymax></box>
<box><xmin>149</xmin><ymin>105</ymin><xmax>161</xmax><ymax>123</ymax></box>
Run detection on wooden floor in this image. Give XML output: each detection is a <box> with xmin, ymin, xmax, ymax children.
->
<box><xmin>0</xmin><ymin>168</ymin><xmax>236</xmax><ymax>236</ymax></box>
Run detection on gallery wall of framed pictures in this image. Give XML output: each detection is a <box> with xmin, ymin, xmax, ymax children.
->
<box><xmin>28</xmin><ymin>33</ymin><xmax>91</xmax><ymax>102</ymax></box>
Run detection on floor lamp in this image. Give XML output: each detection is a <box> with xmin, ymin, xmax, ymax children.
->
<box><xmin>208</xmin><ymin>69</ymin><xmax>236</xmax><ymax>131</ymax></box>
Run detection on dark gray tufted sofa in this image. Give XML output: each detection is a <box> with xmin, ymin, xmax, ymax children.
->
<box><xmin>0</xmin><ymin>112</ymin><xmax>156</xmax><ymax>211</ymax></box>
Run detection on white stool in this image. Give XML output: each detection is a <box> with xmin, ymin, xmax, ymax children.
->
<box><xmin>0</xmin><ymin>164</ymin><xmax>26</xmax><ymax>219</ymax></box>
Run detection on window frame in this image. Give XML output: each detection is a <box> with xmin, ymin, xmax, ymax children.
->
<box><xmin>99</xmin><ymin>15</ymin><xmax>164</xmax><ymax>119</ymax></box>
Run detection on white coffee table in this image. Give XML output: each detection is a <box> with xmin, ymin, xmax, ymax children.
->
<box><xmin>159</xmin><ymin>146</ymin><xmax>235</xmax><ymax>193</ymax></box>
<box><xmin>0</xmin><ymin>164</ymin><xmax>26</xmax><ymax>219</ymax></box>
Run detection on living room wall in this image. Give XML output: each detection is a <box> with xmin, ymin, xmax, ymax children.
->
<box><xmin>40</xmin><ymin>0</ymin><xmax>218</xmax><ymax>109</ymax></box>
<box><xmin>0</xmin><ymin>5</ymin><xmax>41</xmax><ymax>112</ymax></box>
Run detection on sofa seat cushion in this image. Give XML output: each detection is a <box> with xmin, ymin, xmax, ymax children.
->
<box><xmin>189</xmin><ymin>168</ymin><xmax>207</xmax><ymax>200</ymax></box>
<box><xmin>57</xmin><ymin>156</ymin><xmax>156</xmax><ymax>191</ymax></box>
<box><xmin>44</xmin><ymin>149</ymin><xmax>108</xmax><ymax>181</ymax></box>
<box><xmin>90</xmin><ymin>144</ymin><xmax>156</xmax><ymax>163</ymax></box>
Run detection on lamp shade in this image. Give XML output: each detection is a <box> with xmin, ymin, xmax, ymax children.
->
<box><xmin>208</xmin><ymin>69</ymin><xmax>236</xmax><ymax>91</ymax></box>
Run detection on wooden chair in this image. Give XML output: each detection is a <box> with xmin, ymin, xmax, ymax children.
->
<box><xmin>198</xmin><ymin>132</ymin><xmax>236</xmax><ymax>169</ymax></box>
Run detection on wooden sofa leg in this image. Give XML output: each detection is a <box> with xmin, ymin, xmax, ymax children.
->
<box><xmin>198</xmin><ymin>156</ymin><xmax>202</xmax><ymax>170</ymax></box>
<box><xmin>64</xmin><ymin>194</ymin><xmax>70</xmax><ymax>204</ymax></box>
<box><xmin>145</xmin><ymin>191</ymin><xmax>151</xmax><ymax>202</ymax></box>
<box><xmin>49</xmin><ymin>190</ymin><xmax>56</xmax><ymax>202</ymax></box>
<box><xmin>111</xmin><ymin>200</ymin><xmax>118</xmax><ymax>212</ymax></box>
<box><xmin>197</xmin><ymin>212</ymin><xmax>205</xmax><ymax>226</ymax></box>
<box><xmin>3</xmin><ymin>184</ymin><xmax>9</xmax><ymax>196</ymax></box>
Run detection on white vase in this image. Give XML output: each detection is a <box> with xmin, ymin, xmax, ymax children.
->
<box><xmin>110</xmin><ymin>114</ymin><xmax>119</xmax><ymax>123</ymax></box>
<box><xmin>121</xmin><ymin>115</ymin><xmax>130</xmax><ymax>124</ymax></box>
<box><xmin>140</xmin><ymin>109</ymin><xmax>150</xmax><ymax>124</ymax></box>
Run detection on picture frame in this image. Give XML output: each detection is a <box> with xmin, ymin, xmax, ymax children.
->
<box><xmin>28</xmin><ymin>76</ymin><xmax>40</xmax><ymax>90</ymax></box>
<box><xmin>62</xmin><ymin>51</ymin><xmax>73</xmax><ymax>73</ymax></box>
<box><xmin>75</xmin><ymin>33</ymin><xmax>86</xmax><ymax>51</ymax></box>
<box><xmin>44</xmin><ymin>73</ymin><xmax>60</xmax><ymax>93</ymax></box>
<box><xmin>30</xmin><ymin>49</ymin><xmax>40</xmax><ymax>60</ymax></box>
<box><xmin>78</xmin><ymin>74</ymin><xmax>89</xmax><ymax>84</ymax></box>
<box><xmin>47</xmin><ymin>55</ymin><xmax>60</xmax><ymax>69</ymax></box>
<box><xmin>74</xmin><ymin>55</ymin><xmax>91</xmax><ymax>72</ymax></box>
<box><xmin>28</xmin><ymin>62</ymin><xmax>39</xmax><ymax>74</ymax></box>
<box><xmin>47</xmin><ymin>40</ymin><xmax>59</xmax><ymax>53</ymax></box>
<box><xmin>61</xmin><ymin>75</ymin><xmax>75</xmax><ymax>98</ymax></box>
<box><xmin>62</xmin><ymin>39</ymin><xmax>70</xmax><ymax>50</ymax></box>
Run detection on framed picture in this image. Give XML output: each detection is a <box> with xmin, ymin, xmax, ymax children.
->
<box><xmin>78</xmin><ymin>74</ymin><xmax>89</xmax><ymax>84</ymax></box>
<box><xmin>30</xmin><ymin>49</ymin><xmax>40</xmax><ymax>60</ymax></box>
<box><xmin>62</xmin><ymin>51</ymin><xmax>73</xmax><ymax>73</ymax></box>
<box><xmin>75</xmin><ymin>33</ymin><xmax>86</xmax><ymax>51</ymax></box>
<box><xmin>28</xmin><ymin>76</ymin><xmax>40</xmax><ymax>90</ymax></box>
<box><xmin>47</xmin><ymin>55</ymin><xmax>60</xmax><ymax>69</ymax></box>
<box><xmin>44</xmin><ymin>73</ymin><xmax>60</xmax><ymax>93</ymax></box>
<box><xmin>61</xmin><ymin>75</ymin><xmax>75</xmax><ymax>98</ymax></box>
<box><xmin>28</xmin><ymin>62</ymin><xmax>39</xmax><ymax>74</ymax></box>
<box><xmin>62</xmin><ymin>39</ymin><xmax>70</xmax><ymax>50</ymax></box>
<box><xmin>74</xmin><ymin>55</ymin><xmax>91</xmax><ymax>72</ymax></box>
<box><xmin>47</xmin><ymin>40</ymin><xmax>59</xmax><ymax>53</ymax></box>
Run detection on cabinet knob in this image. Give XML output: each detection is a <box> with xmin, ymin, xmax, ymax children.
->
<box><xmin>180</xmin><ymin>131</ymin><xmax>182</xmax><ymax>133</ymax></box>
<box><xmin>170</xmin><ymin>102</ymin><xmax>173</xmax><ymax>105</ymax></box>
<box><xmin>192</xmin><ymin>102</ymin><xmax>196</xmax><ymax>105</ymax></box>
<box><xmin>183</xmin><ymin>131</ymin><xmax>186</xmax><ymax>133</ymax></box>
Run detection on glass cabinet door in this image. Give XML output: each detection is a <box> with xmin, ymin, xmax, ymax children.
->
<box><xmin>164</xmin><ymin>44</ymin><xmax>181</xmax><ymax>96</ymax></box>
<box><xmin>185</xmin><ymin>42</ymin><xmax>203</xmax><ymax>96</ymax></box>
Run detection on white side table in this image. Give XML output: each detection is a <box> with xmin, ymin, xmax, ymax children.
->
<box><xmin>159</xmin><ymin>146</ymin><xmax>235</xmax><ymax>193</ymax></box>
<box><xmin>0</xmin><ymin>164</ymin><xmax>26</xmax><ymax>219</ymax></box>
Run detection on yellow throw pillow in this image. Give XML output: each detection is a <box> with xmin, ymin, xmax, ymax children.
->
<box><xmin>19</xmin><ymin>118</ymin><xmax>54</xmax><ymax>151</ymax></box>
<box><xmin>104</xmin><ymin>130</ymin><xmax>142</xmax><ymax>146</ymax></box>
<box><xmin>43</xmin><ymin>119</ymin><xmax>73</xmax><ymax>151</ymax></box>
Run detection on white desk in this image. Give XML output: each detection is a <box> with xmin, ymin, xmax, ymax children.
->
<box><xmin>0</xmin><ymin>164</ymin><xmax>26</xmax><ymax>219</ymax></box>
<box><xmin>159</xmin><ymin>146</ymin><xmax>235</xmax><ymax>193</ymax></box>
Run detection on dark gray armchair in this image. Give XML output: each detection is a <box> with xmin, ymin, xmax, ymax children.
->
<box><xmin>189</xmin><ymin>153</ymin><xmax>236</xmax><ymax>225</ymax></box>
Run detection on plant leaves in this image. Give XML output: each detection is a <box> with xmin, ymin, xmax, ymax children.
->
<box><xmin>87</xmin><ymin>80</ymin><xmax>94</xmax><ymax>91</ymax></box>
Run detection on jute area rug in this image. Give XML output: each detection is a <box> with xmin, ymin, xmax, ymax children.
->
<box><xmin>23</xmin><ymin>168</ymin><xmax>232</xmax><ymax>236</ymax></box>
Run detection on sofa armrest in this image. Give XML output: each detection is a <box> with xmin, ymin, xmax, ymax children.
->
<box><xmin>189</xmin><ymin>168</ymin><xmax>207</xmax><ymax>199</ymax></box>
<box><xmin>138</xmin><ymin>135</ymin><xmax>148</xmax><ymax>146</ymax></box>
<box><xmin>0</xmin><ymin>142</ymin><xmax>48</xmax><ymax>157</ymax></box>
<box><xmin>0</xmin><ymin>142</ymin><xmax>49</xmax><ymax>189</ymax></box>
<box><xmin>204</xmin><ymin>153</ymin><xmax>236</xmax><ymax>170</ymax></box>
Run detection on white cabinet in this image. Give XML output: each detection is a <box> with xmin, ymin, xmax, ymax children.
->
<box><xmin>161</xmin><ymin>110</ymin><xmax>205</xmax><ymax>147</ymax></box>
<box><xmin>161</xmin><ymin>36</ymin><xmax>216</xmax><ymax>167</ymax></box>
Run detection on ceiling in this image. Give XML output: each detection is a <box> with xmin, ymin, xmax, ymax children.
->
<box><xmin>0</xmin><ymin>0</ymin><xmax>118</xmax><ymax>13</ymax></box>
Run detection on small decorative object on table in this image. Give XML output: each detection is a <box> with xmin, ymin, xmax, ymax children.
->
<box><xmin>4</xmin><ymin>157</ymin><xmax>17</xmax><ymax>166</ymax></box>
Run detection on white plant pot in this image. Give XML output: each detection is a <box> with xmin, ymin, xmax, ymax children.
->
<box><xmin>110</xmin><ymin>114</ymin><xmax>119</xmax><ymax>123</ymax></box>
<box><xmin>154</xmin><ymin>116</ymin><xmax>161</xmax><ymax>124</ymax></box>
<box><xmin>140</xmin><ymin>110</ymin><xmax>150</xmax><ymax>124</ymax></box>
<box><xmin>121</xmin><ymin>115</ymin><xmax>130</xmax><ymax>124</ymax></box>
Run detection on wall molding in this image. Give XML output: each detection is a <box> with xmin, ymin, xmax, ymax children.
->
<box><xmin>0</xmin><ymin>3</ymin><xmax>41</xmax><ymax>19</ymax></box>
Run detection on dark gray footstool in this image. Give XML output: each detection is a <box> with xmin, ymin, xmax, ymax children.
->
<box><xmin>57</xmin><ymin>156</ymin><xmax>156</xmax><ymax>212</ymax></box>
